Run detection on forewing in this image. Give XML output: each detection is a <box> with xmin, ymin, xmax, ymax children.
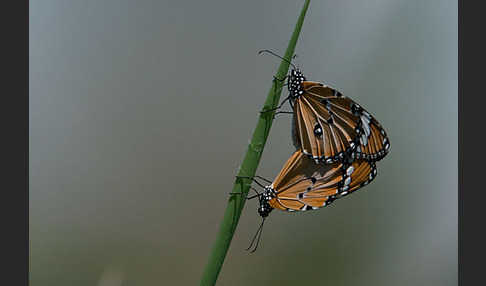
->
<box><xmin>269</xmin><ymin>151</ymin><xmax>346</xmax><ymax>211</ymax></box>
<box><xmin>293</xmin><ymin>84</ymin><xmax>361</xmax><ymax>163</ymax></box>
<box><xmin>297</xmin><ymin>84</ymin><xmax>390</xmax><ymax>163</ymax></box>
<box><xmin>353</xmin><ymin>110</ymin><xmax>391</xmax><ymax>162</ymax></box>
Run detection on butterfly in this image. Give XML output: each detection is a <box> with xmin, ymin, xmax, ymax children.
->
<box><xmin>261</xmin><ymin>50</ymin><xmax>390</xmax><ymax>164</ymax></box>
<box><xmin>242</xmin><ymin>149</ymin><xmax>377</xmax><ymax>251</ymax></box>
<box><xmin>253</xmin><ymin>150</ymin><xmax>377</xmax><ymax>215</ymax></box>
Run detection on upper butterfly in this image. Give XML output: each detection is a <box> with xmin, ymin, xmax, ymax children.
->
<box><xmin>287</xmin><ymin>68</ymin><xmax>390</xmax><ymax>164</ymax></box>
<box><xmin>260</xmin><ymin>49</ymin><xmax>390</xmax><ymax>164</ymax></box>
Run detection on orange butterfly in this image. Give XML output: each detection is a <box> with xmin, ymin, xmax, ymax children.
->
<box><xmin>261</xmin><ymin>50</ymin><xmax>390</xmax><ymax>164</ymax></box>
<box><xmin>242</xmin><ymin>150</ymin><xmax>376</xmax><ymax>251</ymax></box>
<box><xmin>250</xmin><ymin>150</ymin><xmax>376</xmax><ymax>215</ymax></box>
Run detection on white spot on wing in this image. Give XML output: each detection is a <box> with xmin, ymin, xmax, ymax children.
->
<box><xmin>346</xmin><ymin>166</ymin><xmax>354</xmax><ymax>176</ymax></box>
<box><xmin>360</xmin><ymin>134</ymin><xmax>368</xmax><ymax>146</ymax></box>
<box><xmin>344</xmin><ymin>177</ymin><xmax>351</xmax><ymax>186</ymax></box>
<box><xmin>361</xmin><ymin>115</ymin><xmax>371</xmax><ymax>137</ymax></box>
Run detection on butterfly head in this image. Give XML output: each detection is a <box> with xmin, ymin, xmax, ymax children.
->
<box><xmin>288</xmin><ymin>69</ymin><xmax>306</xmax><ymax>98</ymax></box>
<box><xmin>257</xmin><ymin>186</ymin><xmax>275</xmax><ymax>218</ymax></box>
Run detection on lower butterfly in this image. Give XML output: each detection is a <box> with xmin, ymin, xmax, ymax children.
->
<box><xmin>238</xmin><ymin>150</ymin><xmax>377</xmax><ymax>252</ymax></box>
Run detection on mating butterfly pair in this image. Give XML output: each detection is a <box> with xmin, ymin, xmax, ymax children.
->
<box><xmin>241</xmin><ymin>51</ymin><xmax>390</xmax><ymax>251</ymax></box>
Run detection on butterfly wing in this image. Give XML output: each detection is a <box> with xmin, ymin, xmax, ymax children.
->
<box><xmin>352</xmin><ymin>108</ymin><xmax>390</xmax><ymax>161</ymax></box>
<box><xmin>327</xmin><ymin>159</ymin><xmax>377</xmax><ymax>205</ymax></box>
<box><xmin>294</xmin><ymin>83</ymin><xmax>390</xmax><ymax>163</ymax></box>
<box><xmin>268</xmin><ymin>150</ymin><xmax>350</xmax><ymax>211</ymax></box>
<box><xmin>293</xmin><ymin>83</ymin><xmax>361</xmax><ymax>163</ymax></box>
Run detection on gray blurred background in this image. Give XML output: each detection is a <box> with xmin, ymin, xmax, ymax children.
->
<box><xmin>30</xmin><ymin>0</ymin><xmax>457</xmax><ymax>285</ymax></box>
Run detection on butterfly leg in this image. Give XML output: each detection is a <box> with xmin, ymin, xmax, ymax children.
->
<box><xmin>273</xmin><ymin>111</ymin><xmax>293</xmax><ymax>118</ymax></box>
<box><xmin>260</xmin><ymin>73</ymin><xmax>292</xmax><ymax>114</ymax></box>
<box><xmin>235</xmin><ymin>177</ymin><xmax>264</xmax><ymax>189</ymax></box>
<box><xmin>231</xmin><ymin>175</ymin><xmax>268</xmax><ymax>197</ymax></box>
<box><xmin>273</xmin><ymin>75</ymin><xmax>288</xmax><ymax>82</ymax></box>
<box><xmin>253</xmin><ymin>175</ymin><xmax>272</xmax><ymax>184</ymax></box>
<box><xmin>235</xmin><ymin>175</ymin><xmax>272</xmax><ymax>185</ymax></box>
<box><xmin>246</xmin><ymin>187</ymin><xmax>262</xmax><ymax>200</ymax></box>
<box><xmin>260</xmin><ymin>95</ymin><xmax>291</xmax><ymax>115</ymax></box>
<box><xmin>230</xmin><ymin>186</ymin><xmax>262</xmax><ymax>201</ymax></box>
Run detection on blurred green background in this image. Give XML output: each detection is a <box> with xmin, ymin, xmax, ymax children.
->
<box><xmin>30</xmin><ymin>0</ymin><xmax>457</xmax><ymax>285</ymax></box>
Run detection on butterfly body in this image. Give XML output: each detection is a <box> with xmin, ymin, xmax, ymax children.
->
<box><xmin>257</xmin><ymin>186</ymin><xmax>275</xmax><ymax>218</ymax></box>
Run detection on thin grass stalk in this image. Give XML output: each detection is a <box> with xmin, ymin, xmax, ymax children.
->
<box><xmin>200</xmin><ymin>1</ymin><xmax>311</xmax><ymax>285</ymax></box>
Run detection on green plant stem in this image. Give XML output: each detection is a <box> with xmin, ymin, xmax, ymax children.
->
<box><xmin>200</xmin><ymin>1</ymin><xmax>310</xmax><ymax>285</ymax></box>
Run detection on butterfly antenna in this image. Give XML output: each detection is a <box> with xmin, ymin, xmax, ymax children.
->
<box><xmin>246</xmin><ymin>218</ymin><xmax>266</xmax><ymax>253</ymax></box>
<box><xmin>258</xmin><ymin>49</ymin><xmax>297</xmax><ymax>70</ymax></box>
<box><xmin>250</xmin><ymin>218</ymin><xmax>265</xmax><ymax>253</ymax></box>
